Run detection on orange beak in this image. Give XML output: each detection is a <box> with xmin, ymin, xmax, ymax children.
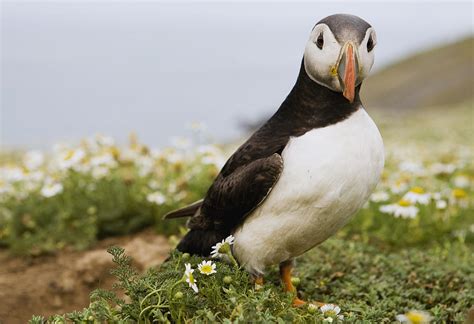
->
<box><xmin>338</xmin><ymin>43</ymin><xmax>357</xmax><ymax>103</ymax></box>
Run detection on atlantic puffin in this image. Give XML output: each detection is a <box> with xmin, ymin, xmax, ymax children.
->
<box><xmin>165</xmin><ymin>13</ymin><xmax>384</xmax><ymax>306</ymax></box>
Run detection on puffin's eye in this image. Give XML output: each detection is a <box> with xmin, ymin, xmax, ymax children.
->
<box><xmin>316</xmin><ymin>34</ymin><xmax>324</xmax><ymax>50</ymax></box>
<box><xmin>367</xmin><ymin>36</ymin><xmax>375</xmax><ymax>52</ymax></box>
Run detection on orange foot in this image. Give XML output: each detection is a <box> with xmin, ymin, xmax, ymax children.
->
<box><xmin>292</xmin><ymin>297</ymin><xmax>325</xmax><ymax>307</ymax></box>
<box><xmin>279</xmin><ymin>260</ymin><xmax>326</xmax><ymax>308</ymax></box>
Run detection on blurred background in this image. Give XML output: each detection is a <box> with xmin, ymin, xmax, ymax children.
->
<box><xmin>1</xmin><ymin>1</ymin><xmax>473</xmax><ymax>148</ymax></box>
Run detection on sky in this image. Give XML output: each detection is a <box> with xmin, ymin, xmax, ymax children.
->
<box><xmin>1</xmin><ymin>1</ymin><xmax>473</xmax><ymax>149</ymax></box>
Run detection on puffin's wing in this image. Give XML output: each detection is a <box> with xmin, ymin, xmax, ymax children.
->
<box><xmin>196</xmin><ymin>153</ymin><xmax>284</xmax><ymax>229</ymax></box>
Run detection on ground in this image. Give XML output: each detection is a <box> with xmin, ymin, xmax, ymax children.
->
<box><xmin>0</xmin><ymin>230</ymin><xmax>170</xmax><ymax>324</ymax></box>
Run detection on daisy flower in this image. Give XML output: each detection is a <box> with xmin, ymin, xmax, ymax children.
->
<box><xmin>435</xmin><ymin>199</ymin><xmax>447</xmax><ymax>210</ymax></box>
<box><xmin>320</xmin><ymin>304</ymin><xmax>344</xmax><ymax>321</ymax></box>
<box><xmin>431</xmin><ymin>192</ymin><xmax>442</xmax><ymax>201</ymax></box>
<box><xmin>198</xmin><ymin>260</ymin><xmax>217</xmax><ymax>275</ymax></box>
<box><xmin>370</xmin><ymin>191</ymin><xmax>390</xmax><ymax>203</ymax></box>
<box><xmin>453</xmin><ymin>174</ymin><xmax>470</xmax><ymax>188</ymax></box>
<box><xmin>450</xmin><ymin>188</ymin><xmax>469</xmax><ymax>208</ymax></box>
<box><xmin>57</xmin><ymin>148</ymin><xmax>85</xmax><ymax>170</ymax></box>
<box><xmin>23</xmin><ymin>150</ymin><xmax>44</xmax><ymax>170</ymax></box>
<box><xmin>210</xmin><ymin>235</ymin><xmax>239</xmax><ymax>267</ymax></box>
<box><xmin>147</xmin><ymin>191</ymin><xmax>166</xmax><ymax>205</ymax></box>
<box><xmin>396</xmin><ymin>310</ymin><xmax>432</xmax><ymax>324</ymax></box>
<box><xmin>40</xmin><ymin>179</ymin><xmax>63</xmax><ymax>198</ymax></box>
<box><xmin>390</xmin><ymin>180</ymin><xmax>409</xmax><ymax>194</ymax></box>
<box><xmin>403</xmin><ymin>187</ymin><xmax>430</xmax><ymax>205</ymax></box>
<box><xmin>430</xmin><ymin>162</ymin><xmax>455</xmax><ymax>175</ymax></box>
<box><xmin>210</xmin><ymin>234</ymin><xmax>235</xmax><ymax>258</ymax></box>
<box><xmin>184</xmin><ymin>263</ymin><xmax>198</xmax><ymax>293</ymax></box>
<box><xmin>379</xmin><ymin>200</ymin><xmax>419</xmax><ymax>219</ymax></box>
<box><xmin>399</xmin><ymin>161</ymin><xmax>426</xmax><ymax>176</ymax></box>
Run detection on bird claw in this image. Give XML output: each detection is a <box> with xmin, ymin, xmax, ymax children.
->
<box><xmin>292</xmin><ymin>297</ymin><xmax>326</xmax><ymax>308</ymax></box>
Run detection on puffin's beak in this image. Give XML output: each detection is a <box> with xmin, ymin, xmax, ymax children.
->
<box><xmin>337</xmin><ymin>43</ymin><xmax>358</xmax><ymax>103</ymax></box>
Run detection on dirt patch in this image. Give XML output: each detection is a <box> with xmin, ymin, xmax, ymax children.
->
<box><xmin>0</xmin><ymin>229</ymin><xmax>171</xmax><ymax>324</ymax></box>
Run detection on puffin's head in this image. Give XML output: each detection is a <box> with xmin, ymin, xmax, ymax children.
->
<box><xmin>303</xmin><ymin>14</ymin><xmax>377</xmax><ymax>103</ymax></box>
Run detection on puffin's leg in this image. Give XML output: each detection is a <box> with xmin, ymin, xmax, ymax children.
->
<box><xmin>252</xmin><ymin>274</ymin><xmax>264</xmax><ymax>290</ymax></box>
<box><xmin>254</xmin><ymin>276</ymin><xmax>264</xmax><ymax>285</ymax></box>
<box><xmin>279</xmin><ymin>260</ymin><xmax>325</xmax><ymax>307</ymax></box>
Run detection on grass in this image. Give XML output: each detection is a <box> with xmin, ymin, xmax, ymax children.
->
<box><xmin>29</xmin><ymin>237</ymin><xmax>473</xmax><ymax>323</ymax></box>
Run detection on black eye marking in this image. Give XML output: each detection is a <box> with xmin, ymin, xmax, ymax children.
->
<box><xmin>367</xmin><ymin>36</ymin><xmax>375</xmax><ymax>52</ymax></box>
<box><xmin>316</xmin><ymin>33</ymin><xmax>324</xmax><ymax>50</ymax></box>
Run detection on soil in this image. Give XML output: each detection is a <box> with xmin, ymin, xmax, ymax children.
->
<box><xmin>0</xmin><ymin>229</ymin><xmax>171</xmax><ymax>324</ymax></box>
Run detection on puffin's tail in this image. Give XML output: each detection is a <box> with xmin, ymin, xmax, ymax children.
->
<box><xmin>163</xmin><ymin>199</ymin><xmax>203</xmax><ymax>219</ymax></box>
<box><xmin>176</xmin><ymin>228</ymin><xmax>227</xmax><ymax>256</ymax></box>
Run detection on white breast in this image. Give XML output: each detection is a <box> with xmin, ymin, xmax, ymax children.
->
<box><xmin>233</xmin><ymin>108</ymin><xmax>384</xmax><ymax>275</ymax></box>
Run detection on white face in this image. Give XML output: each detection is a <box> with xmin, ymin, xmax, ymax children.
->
<box><xmin>303</xmin><ymin>24</ymin><xmax>377</xmax><ymax>93</ymax></box>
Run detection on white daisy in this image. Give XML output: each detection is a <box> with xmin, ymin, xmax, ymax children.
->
<box><xmin>403</xmin><ymin>187</ymin><xmax>430</xmax><ymax>205</ymax></box>
<box><xmin>210</xmin><ymin>241</ymin><xmax>223</xmax><ymax>258</ymax></box>
<box><xmin>390</xmin><ymin>181</ymin><xmax>409</xmax><ymax>194</ymax></box>
<box><xmin>165</xmin><ymin>151</ymin><xmax>184</xmax><ymax>164</ymax></box>
<box><xmin>380</xmin><ymin>200</ymin><xmax>419</xmax><ymax>219</ymax></box>
<box><xmin>23</xmin><ymin>150</ymin><xmax>44</xmax><ymax>170</ymax></box>
<box><xmin>430</xmin><ymin>162</ymin><xmax>455</xmax><ymax>175</ymax></box>
<box><xmin>396</xmin><ymin>310</ymin><xmax>432</xmax><ymax>324</ymax></box>
<box><xmin>370</xmin><ymin>191</ymin><xmax>390</xmax><ymax>203</ymax></box>
<box><xmin>450</xmin><ymin>188</ymin><xmax>468</xmax><ymax>208</ymax></box>
<box><xmin>320</xmin><ymin>304</ymin><xmax>344</xmax><ymax>320</ymax></box>
<box><xmin>90</xmin><ymin>152</ymin><xmax>117</xmax><ymax>168</ymax></box>
<box><xmin>136</xmin><ymin>156</ymin><xmax>155</xmax><ymax>177</ymax></box>
<box><xmin>40</xmin><ymin>179</ymin><xmax>63</xmax><ymax>198</ymax></box>
<box><xmin>436</xmin><ymin>200</ymin><xmax>447</xmax><ymax>210</ymax></box>
<box><xmin>91</xmin><ymin>166</ymin><xmax>109</xmax><ymax>179</ymax></box>
<box><xmin>224</xmin><ymin>234</ymin><xmax>235</xmax><ymax>245</ymax></box>
<box><xmin>197</xmin><ymin>260</ymin><xmax>217</xmax><ymax>275</ymax></box>
<box><xmin>147</xmin><ymin>192</ymin><xmax>166</xmax><ymax>205</ymax></box>
<box><xmin>184</xmin><ymin>263</ymin><xmax>198</xmax><ymax>293</ymax></box>
<box><xmin>1</xmin><ymin>166</ymin><xmax>26</xmax><ymax>183</ymax></box>
<box><xmin>431</xmin><ymin>192</ymin><xmax>442</xmax><ymax>201</ymax></box>
<box><xmin>399</xmin><ymin>161</ymin><xmax>426</xmax><ymax>175</ymax></box>
<box><xmin>57</xmin><ymin>148</ymin><xmax>85</xmax><ymax>170</ymax></box>
<box><xmin>95</xmin><ymin>134</ymin><xmax>115</xmax><ymax>147</ymax></box>
<box><xmin>453</xmin><ymin>175</ymin><xmax>470</xmax><ymax>188</ymax></box>
<box><xmin>210</xmin><ymin>235</ymin><xmax>235</xmax><ymax>258</ymax></box>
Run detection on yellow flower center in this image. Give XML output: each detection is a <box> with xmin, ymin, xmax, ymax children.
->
<box><xmin>452</xmin><ymin>188</ymin><xmax>467</xmax><ymax>199</ymax></box>
<box><xmin>218</xmin><ymin>243</ymin><xmax>230</xmax><ymax>254</ymax></box>
<box><xmin>398</xmin><ymin>199</ymin><xmax>412</xmax><ymax>207</ymax></box>
<box><xmin>406</xmin><ymin>312</ymin><xmax>425</xmax><ymax>324</ymax></box>
<box><xmin>410</xmin><ymin>187</ymin><xmax>424</xmax><ymax>194</ymax></box>
<box><xmin>188</xmin><ymin>273</ymin><xmax>195</xmax><ymax>284</ymax></box>
<box><xmin>201</xmin><ymin>265</ymin><xmax>213</xmax><ymax>274</ymax></box>
<box><xmin>64</xmin><ymin>150</ymin><xmax>75</xmax><ymax>161</ymax></box>
<box><xmin>325</xmin><ymin>310</ymin><xmax>336</xmax><ymax>317</ymax></box>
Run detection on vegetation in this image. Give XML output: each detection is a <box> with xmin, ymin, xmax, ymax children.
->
<box><xmin>0</xmin><ymin>133</ymin><xmax>223</xmax><ymax>255</ymax></box>
<box><xmin>29</xmin><ymin>238</ymin><xmax>473</xmax><ymax>323</ymax></box>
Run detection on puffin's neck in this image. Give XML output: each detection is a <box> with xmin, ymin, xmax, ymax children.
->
<box><xmin>275</xmin><ymin>59</ymin><xmax>362</xmax><ymax>128</ymax></box>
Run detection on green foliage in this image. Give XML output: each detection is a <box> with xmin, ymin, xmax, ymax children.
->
<box><xmin>0</xmin><ymin>136</ymin><xmax>221</xmax><ymax>255</ymax></box>
<box><xmin>34</xmin><ymin>238</ymin><xmax>473</xmax><ymax>323</ymax></box>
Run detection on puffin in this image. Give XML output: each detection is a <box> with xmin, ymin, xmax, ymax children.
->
<box><xmin>165</xmin><ymin>13</ymin><xmax>384</xmax><ymax>306</ymax></box>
